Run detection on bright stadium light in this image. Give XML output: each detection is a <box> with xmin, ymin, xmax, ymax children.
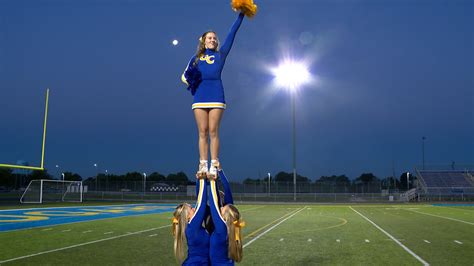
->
<box><xmin>271</xmin><ymin>59</ymin><xmax>312</xmax><ymax>201</ymax></box>
<box><xmin>272</xmin><ymin>61</ymin><xmax>311</xmax><ymax>91</ymax></box>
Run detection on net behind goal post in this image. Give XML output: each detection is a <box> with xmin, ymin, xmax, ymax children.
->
<box><xmin>20</xmin><ymin>179</ymin><xmax>83</xmax><ymax>203</ymax></box>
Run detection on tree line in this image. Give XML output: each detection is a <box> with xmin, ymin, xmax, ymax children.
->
<box><xmin>0</xmin><ymin>168</ymin><xmax>415</xmax><ymax>191</ymax></box>
<box><xmin>0</xmin><ymin>169</ymin><xmax>191</xmax><ymax>189</ymax></box>
<box><xmin>243</xmin><ymin>171</ymin><xmax>414</xmax><ymax>190</ymax></box>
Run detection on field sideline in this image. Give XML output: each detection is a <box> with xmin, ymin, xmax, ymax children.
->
<box><xmin>0</xmin><ymin>203</ymin><xmax>472</xmax><ymax>265</ymax></box>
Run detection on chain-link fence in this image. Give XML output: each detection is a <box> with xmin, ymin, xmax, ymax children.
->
<box><xmin>2</xmin><ymin>179</ymin><xmax>473</xmax><ymax>204</ymax></box>
<box><xmin>81</xmin><ymin>180</ymin><xmax>388</xmax><ymax>194</ymax></box>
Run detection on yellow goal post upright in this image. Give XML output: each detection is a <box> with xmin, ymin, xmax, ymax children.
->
<box><xmin>0</xmin><ymin>88</ymin><xmax>50</xmax><ymax>171</ymax></box>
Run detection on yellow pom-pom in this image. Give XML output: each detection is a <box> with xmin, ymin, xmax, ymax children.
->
<box><xmin>231</xmin><ymin>0</ymin><xmax>258</xmax><ymax>18</ymax></box>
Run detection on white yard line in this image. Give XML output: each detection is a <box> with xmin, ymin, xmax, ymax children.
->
<box><xmin>405</xmin><ymin>209</ymin><xmax>474</xmax><ymax>226</ymax></box>
<box><xmin>0</xmin><ymin>225</ymin><xmax>171</xmax><ymax>264</ymax></box>
<box><xmin>243</xmin><ymin>207</ymin><xmax>306</xmax><ymax>248</ymax></box>
<box><xmin>454</xmin><ymin>240</ymin><xmax>463</xmax><ymax>244</ymax></box>
<box><xmin>350</xmin><ymin>206</ymin><xmax>429</xmax><ymax>266</ymax></box>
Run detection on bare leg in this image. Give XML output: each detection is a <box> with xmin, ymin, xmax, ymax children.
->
<box><xmin>194</xmin><ymin>109</ymin><xmax>210</xmax><ymax>161</ymax></box>
<box><xmin>209</xmin><ymin>108</ymin><xmax>224</xmax><ymax>161</ymax></box>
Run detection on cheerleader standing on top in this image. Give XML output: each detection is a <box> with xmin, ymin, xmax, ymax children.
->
<box><xmin>182</xmin><ymin>0</ymin><xmax>257</xmax><ymax>179</ymax></box>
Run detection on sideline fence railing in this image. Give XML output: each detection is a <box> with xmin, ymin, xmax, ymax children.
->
<box><xmin>82</xmin><ymin>191</ymin><xmax>403</xmax><ymax>203</ymax></box>
<box><xmin>2</xmin><ymin>180</ymin><xmax>474</xmax><ymax>203</ymax></box>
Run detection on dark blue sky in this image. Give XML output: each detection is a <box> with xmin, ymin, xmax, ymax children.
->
<box><xmin>1</xmin><ymin>0</ymin><xmax>473</xmax><ymax>181</ymax></box>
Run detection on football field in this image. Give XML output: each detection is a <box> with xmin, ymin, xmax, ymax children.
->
<box><xmin>0</xmin><ymin>203</ymin><xmax>472</xmax><ymax>265</ymax></box>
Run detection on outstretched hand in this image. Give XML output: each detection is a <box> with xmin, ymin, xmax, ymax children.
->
<box><xmin>207</xmin><ymin>172</ymin><xmax>218</xmax><ymax>181</ymax></box>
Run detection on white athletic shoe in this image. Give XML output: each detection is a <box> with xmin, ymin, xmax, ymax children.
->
<box><xmin>208</xmin><ymin>160</ymin><xmax>220</xmax><ymax>180</ymax></box>
<box><xmin>196</xmin><ymin>160</ymin><xmax>208</xmax><ymax>179</ymax></box>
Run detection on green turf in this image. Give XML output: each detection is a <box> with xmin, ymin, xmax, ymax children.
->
<box><xmin>0</xmin><ymin>204</ymin><xmax>472</xmax><ymax>265</ymax></box>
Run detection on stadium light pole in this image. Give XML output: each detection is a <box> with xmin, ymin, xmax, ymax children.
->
<box><xmin>94</xmin><ymin>163</ymin><xmax>98</xmax><ymax>191</ymax></box>
<box><xmin>143</xmin><ymin>172</ymin><xmax>147</xmax><ymax>197</ymax></box>
<box><xmin>105</xmin><ymin>169</ymin><xmax>108</xmax><ymax>192</ymax></box>
<box><xmin>267</xmin><ymin>172</ymin><xmax>271</xmax><ymax>196</ymax></box>
<box><xmin>422</xmin><ymin>136</ymin><xmax>426</xmax><ymax>170</ymax></box>
<box><xmin>272</xmin><ymin>60</ymin><xmax>311</xmax><ymax>201</ymax></box>
<box><xmin>55</xmin><ymin>164</ymin><xmax>60</xmax><ymax>180</ymax></box>
<box><xmin>407</xmin><ymin>172</ymin><xmax>410</xmax><ymax>191</ymax></box>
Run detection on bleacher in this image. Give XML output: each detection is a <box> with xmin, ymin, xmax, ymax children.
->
<box><xmin>417</xmin><ymin>170</ymin><xmax>474</xmax><ymax>195</ymax></box>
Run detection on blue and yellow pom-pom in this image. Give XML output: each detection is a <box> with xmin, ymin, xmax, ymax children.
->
<box><xmin>231</xmin><ymin>0</ymin><xmax>257</xmax><ymax>18</ymax></box>
<box><xmin>184</xmin><ymin>64</ymin><xmax>202</xmax><ymax>96</ymax></box>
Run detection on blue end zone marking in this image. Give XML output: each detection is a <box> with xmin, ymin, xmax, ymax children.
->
<box><xmin>432</xmin><ymin>203</ymin><xmax>474</xmax><ymax>207</ymax></box>
<box><xmin>0</xmin><ymin>204</ymin><xmax>176</xmax><ymax>232</ymax></box>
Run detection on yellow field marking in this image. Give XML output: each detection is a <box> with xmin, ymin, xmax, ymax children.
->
<box><xmin>0</xmin><ymin>214</ymin><xmax>49</xmax><ymax>223</ymax></box>
<box><xmin>243</xmin><ymin>208</ymin><xmax>300</xmax><ymax>240</ymax></box>
<box><xmin>265</xmin><ymin>215</ymin><xmax>348</xmax><ymax>236</ymax></box>
<box><xmin>239</xmin><ymin>206</ymin><xmax>266</xmax><ymax>212</ymax></box>
<box><xmin>25</xmin><ymin>211</ymin><xmax>100</xmax><ymax>217</ymax></box>
<box><xmin>243</xmin><ymin>207</ymin><xmax>307</xmax><ymax>248</ymax></box>
<box><xmin>79</xmin><ymin>209</ymin><xmax>126</xmax><ymax>214</ymax></box>
<box><xmin>130</xmin><ymin>207</ymin><xmax>146</xmax><ymax>211</ymax></box>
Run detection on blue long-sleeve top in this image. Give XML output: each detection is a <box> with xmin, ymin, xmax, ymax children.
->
<box><xmin>183</xmin><ymin>179</ymin><xmax>210</xmax><ymax>266</ymax></box>
<box><xmin>182</xmin><ymin>13</ymin><xmax>245</xmax><ymax>110</ymax></box>
<box><xmin>209</xmin><ymin>180</ymin><xmax>234</xmax><ymax>265</ymax></box>
<box><xmin>218</xmin><ymin>170</ymin><xmax>234</xmax><ymax>205</ymax></box>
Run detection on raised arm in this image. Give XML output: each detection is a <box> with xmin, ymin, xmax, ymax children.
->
<box><xmin>219</xmin><ymin>13</ymin><xmax>244</xmax><ymax>58</ymax></box>
<box><xmin>188</xmin><ymin>179</ymin><xmax>208</xmax><ymax>229</ymax></box>
<box><xmin>218</xmin><ymin>170</ymin><xmax>233</xmax><ymax>205</ymax></box>
<box><xmin>209</xmin><ymin>180</ymin><xmax>227</xmax><ymax>233</ymax></box>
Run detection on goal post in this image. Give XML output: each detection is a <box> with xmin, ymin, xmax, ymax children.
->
<box><xmin>20</xmin><ymin>179</ymin><xmax>83</xmax><ymax>204</ymax></box>
<box><xmin>0</xmin><ymin>88</ymin><xmax>50</xmax><ymax>171</ymax></box>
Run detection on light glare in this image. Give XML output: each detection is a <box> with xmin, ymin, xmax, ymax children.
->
<box><xmin>273</xmin><ymin>61</ymin><xmax>310</xmax><ymax>91</ymax></box>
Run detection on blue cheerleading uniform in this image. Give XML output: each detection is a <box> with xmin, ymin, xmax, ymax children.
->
<box><xmin>183</xmin><ymin>179</ymin><xmax>210</xmax><ymax>266</ymax></box>
<box><xmin>209</xmin><ymin>180</ymin><xmax>234</xmax><ymax>266</ymax></box>
<box><xmin>218</xmin><ymin>170</ymin><xmax>234</xmax><ymax>205</ymax></box>
<box><xmin>199</xmin><ymin>170</ymin><xmax>233</xmax><ymax>238</ymax></box>
<box><xmin>182</xmin><ymin>13</ymin><xmax>244</xmax><ymax>110</ymax></box>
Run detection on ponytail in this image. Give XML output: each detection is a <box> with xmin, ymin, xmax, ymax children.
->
<box><xmin>224</xmin><ymin>204</ymin><xmax>244</xmax><ymax>262</ymax></box>
<box><xmin>172</xmin><ymin>204</ymin><xmax>189</xmax><ymax>264</ymax></box>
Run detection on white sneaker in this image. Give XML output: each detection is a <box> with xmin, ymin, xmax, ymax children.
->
<box><xmin>208</xmin><ymin>160</ymin><xmax>220</xmax><ymax>179</ymax></box>
<box><xmin>196</xmin><ymin>160</ymin><xmax>208</xmax><ymax>179</ymax></box>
